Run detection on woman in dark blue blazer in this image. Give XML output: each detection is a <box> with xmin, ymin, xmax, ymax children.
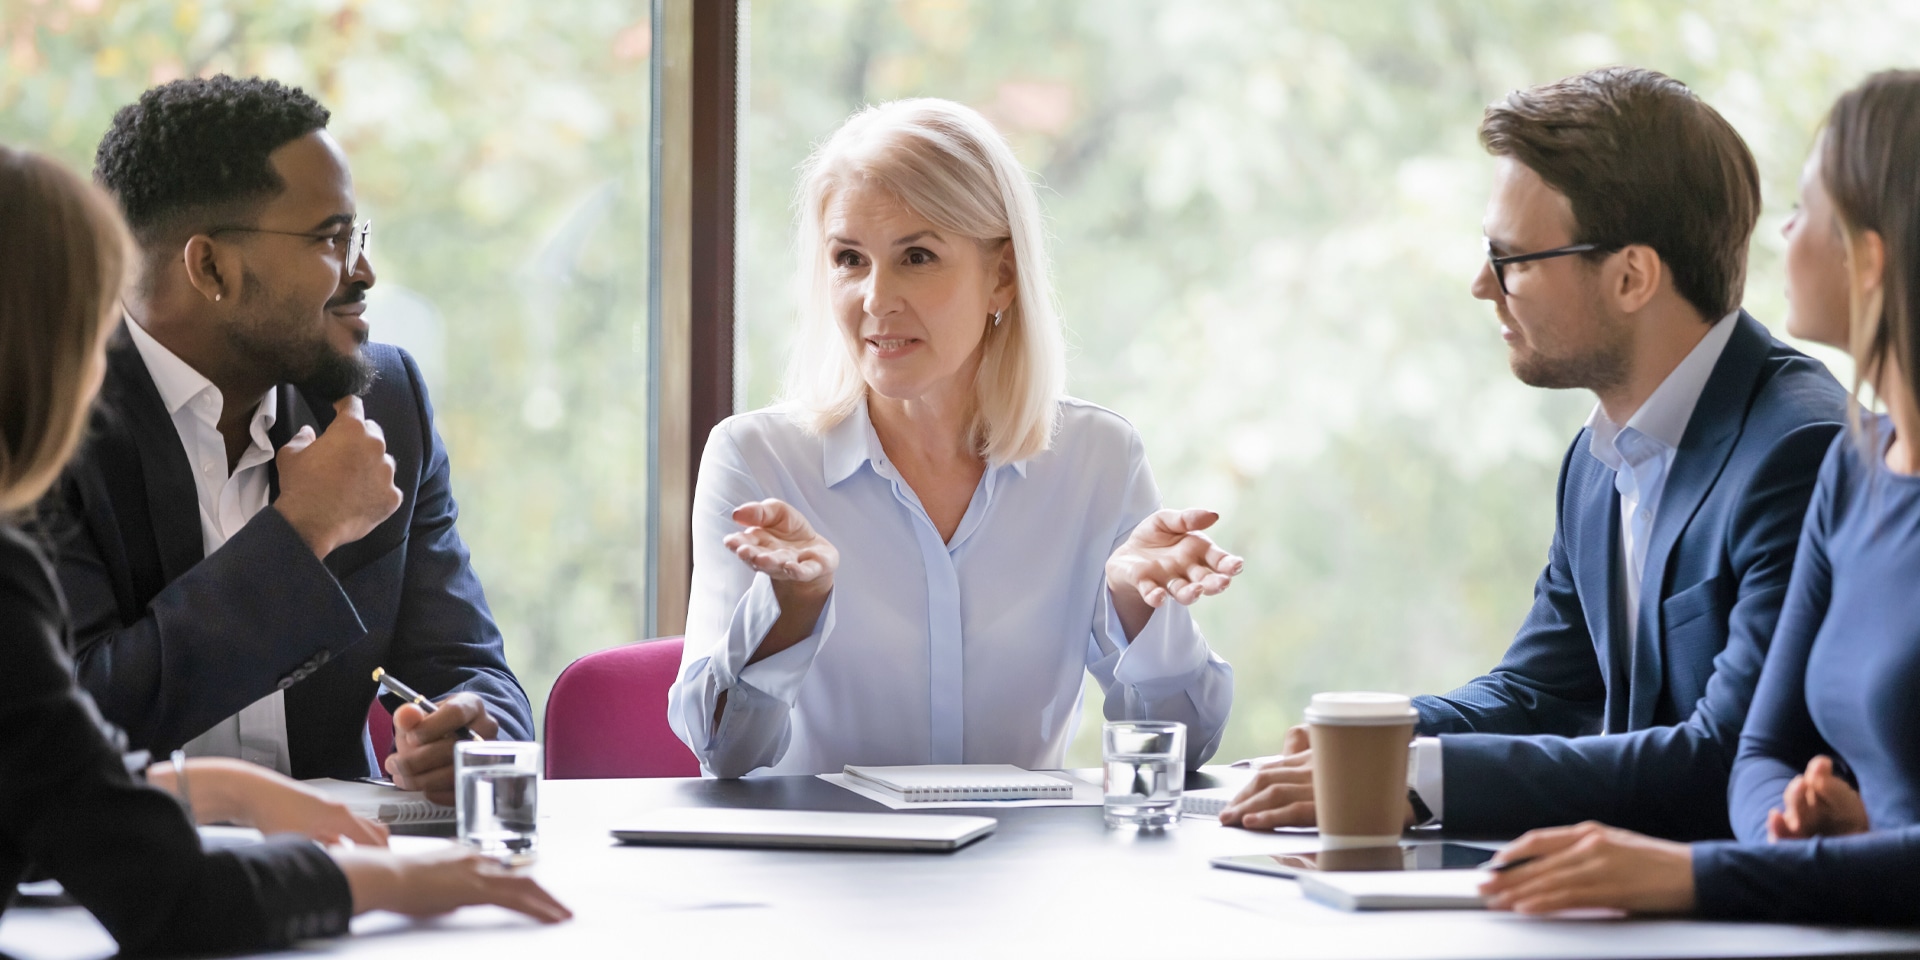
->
<box><xmin>0</xmin><ymin>145</ymin><xmax>569</xmax><ymax>955</ymax></box>
<box><xmin>1479</xmin><ymin>69</ymin><xmax>1920</xmax><ymax>924</ymax></box>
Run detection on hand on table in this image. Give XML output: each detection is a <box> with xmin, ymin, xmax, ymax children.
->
<box><xmin>1480</xmin><ymin>821</ymin><xmax>1695</xmax><ymax>915</ymax></box>
<box><xmin>386</xmin><ymin>693</ymin><xmax>500</xmax><ymax>806</ymax></box>
<box><xmin>1105</xmin><ymin>508</ymin><xmax>1244</xmax><ymax>639</ymax></box>
<box><xmin>332</xmin><ymin>845</ymin><xmax>571</xmax><ymax>923</ymax></box>
<box><xmin>149</xmin><ymin>757</ymin><xmax>388</xmax><ymax>846</ymax></box>
<box><xmin>1216</xmin><ymin>726</ymin><xmax>1417</xmax><ymax>831</ymax></box>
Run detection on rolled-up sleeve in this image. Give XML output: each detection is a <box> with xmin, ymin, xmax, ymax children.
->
<box><xmin>1084</xmin><ymin>428</ymin><xmax>1233</xmax><ymax>768</ymax></box>
<box><xmin>667</xmin><ymin>423</ymin><xmax>838</xmax><ymax>777</ymax></box>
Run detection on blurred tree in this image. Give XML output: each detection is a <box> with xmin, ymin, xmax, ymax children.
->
<box><xmin>1</xmin><ymin>0</ymin><xmax>654</xmax><ymax>729</ymax></box>
<box><xmin>741</xmin><ymin>0</ymin><xmax>1903</xmax><ymax>764</ymax></box>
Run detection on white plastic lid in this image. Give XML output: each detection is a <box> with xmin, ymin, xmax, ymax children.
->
<box><xmin>1303</xmin><ymin>692</ymin><xmax>1416</xmax><ymax>725</ymax></box>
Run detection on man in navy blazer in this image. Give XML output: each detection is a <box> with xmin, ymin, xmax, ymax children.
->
<box><xmin>37</xmin><ymin>76</ymin><xmax>531</xmax><ymax>797</ymax></box>
<box><xmin>1223</xmin><ymin>67</ymin><xmax>1848</xmax><ymax>840</ymax></box>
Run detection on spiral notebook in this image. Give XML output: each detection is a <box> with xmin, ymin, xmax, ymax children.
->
<box><xmin>303</xmin><ymin>778</ymin><xmax>456</xmax><ymax>824</ymax></box>
<box><xmin>841</xmin><ymin>764</ymin><xmax>1075</xmax><ymax>802</ymax></box>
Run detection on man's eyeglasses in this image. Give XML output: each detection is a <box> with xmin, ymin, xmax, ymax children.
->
<box><xmin>1485</xmin><ymin>238</ymin><xmax>1600</xmax><ymax>296</ymax></box>
<box><xmin>207</xmin><ymin>221</ymin><xmax>372</xmax><ymax>274</ymax></box>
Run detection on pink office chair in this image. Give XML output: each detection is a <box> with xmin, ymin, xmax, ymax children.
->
<box><xmin>367</xmin><ymin>697</ymin><xmax>395</xmax><ymax>772</ymax></box>
<box><xmin>544</xmin><ymin>637</ymin><xmax>700</xmax><ymax>779</ymax></box>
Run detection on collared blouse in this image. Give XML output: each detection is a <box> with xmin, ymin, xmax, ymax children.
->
<box><xmin>668</xmin><ymin>397</ymin><xmax>1233</xmax><ymax>778</ymax></box>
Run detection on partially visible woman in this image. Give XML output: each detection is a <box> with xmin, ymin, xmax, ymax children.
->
<box><xmin>0</xmin><ymin>145</ymin><xmax>569</xmax><ymax>956</ymax></box>
<box><xmin>668</xmin><ymin>99</ymin><xmax>1241</xmax><ymax>778</ymax></box>
<box><xmin>1478</xmin><ymin>70</ymin><xmax>1920</xmax><ymax>924</ymax></box>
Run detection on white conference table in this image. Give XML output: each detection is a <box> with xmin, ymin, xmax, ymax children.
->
<box><xmin>8</xmin><ymin>769</ymin><xmax>1920</xmax><ymax>960</ymax></box>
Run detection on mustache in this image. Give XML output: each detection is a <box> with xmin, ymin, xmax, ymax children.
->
<box><xmin>326</xmin><ymin>288</ymin><xmax>368</xmax><ymax>310</ymax></box>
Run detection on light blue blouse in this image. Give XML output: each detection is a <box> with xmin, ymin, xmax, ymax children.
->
<box><xmin>667</xmin><ymin>397</ymin><xmax>1234</xmax><ymax>777</ymax></box>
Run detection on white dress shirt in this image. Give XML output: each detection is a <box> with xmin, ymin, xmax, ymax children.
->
<box><xmin>1411</xmin><ymin>310</ymin><xmax>1739</xmax><ymax>822</ymax></box>
<box><xmin>668</xmin><ymin>397</ymin><xmax>1235</xmax><ymax>778</ymax></box>
<box><xmin>125</xmin><ymin>318</ymin><xmax>293</xmax><ymax>775</ymax></box>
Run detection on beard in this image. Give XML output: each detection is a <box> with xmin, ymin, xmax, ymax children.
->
<box><xmin>1504</xmin><ymin>296</ymin><xmax>1632</xmax><ymax>394</ymax></box>
<box><xmin>226</xmin><ymin>272</ymin><xmax>375</xmax><ymax>403</ymax></box>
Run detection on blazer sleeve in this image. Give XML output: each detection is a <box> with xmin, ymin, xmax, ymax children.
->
<box><xmin>1693</xmin><ymin>828</ymin><xmax>1920</xmax><ymax>925</ymax></box>
<box><xmin>44</xmin><ymin>470</ymin><xmax>370</xmax><ymax>755</ymax></box>
<box><xmin>1430</xmin><ymin>423</ymin><xmax>1838</xmax><ymax>839</ymax></box>
<box><xmin>0</xmin><ymin>530</ymin><xmax>352</xmax><ymax>957</ymax></box>
<box><xmin>375</xmin><ymin>350</ymin><xmax>533</xmax><ymax>740</ymax></box>
<box><xmin>1413</xmin><ymin>437</ymin><xmax>1607</xmax><ymax>737</ymax></box>
<box><xmin>1725</xmin><ymin>434</ymin><xmax>1846</xmax><ymax>843</ymax></box>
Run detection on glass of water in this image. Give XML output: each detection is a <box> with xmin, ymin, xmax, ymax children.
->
<box><xmin>1103</xmin><ymin>720</ymin><xmax>1186</xmax><ymax>828</ymax></box>
<box><xmin>455</xmin><ymin>740</ymin><xmax>541</xmax><ymax>863</ymax></box>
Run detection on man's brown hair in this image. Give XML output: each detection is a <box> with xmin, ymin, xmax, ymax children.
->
<box><xmin>1480</xmin><ymin>66</ymin><xmax>1761</xmax><ymax>322</ymax></box>
<box><xmin>0</xmin><ymin>146</ymin><xmax>130</xmax><ymax>514</ymax></box>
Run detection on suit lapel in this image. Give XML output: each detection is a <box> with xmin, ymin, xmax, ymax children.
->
<box><xmin>103</xmin><ymin>324</ymin><xmax>205</xmax><ymax>583</ymax></box>
<box><xmin>1626</xmin><ymin>312</ymin><xmax>1769</xmax><ymax>728</ymax></box>
<box><xmin>267</xmin><ymin>383</ymin><xmax>328</xmax><ymax>501</ymax></box>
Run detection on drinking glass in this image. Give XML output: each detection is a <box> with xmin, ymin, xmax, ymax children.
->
<box><xmin>1102</xmin><ymin>720</ymin><xmax>1186</xmax><ymax>828</ymax></box>
<box><xmin>455</xmin><ymin>740</ymin><xmax>541</xmax><ymax>863</ymax></box>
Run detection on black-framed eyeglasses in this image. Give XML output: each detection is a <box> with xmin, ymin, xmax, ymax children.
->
<box><xmin>1485</xmin><ymin>237</ymin><xmax>1599</xmax><ymax>296</ymax></box>
<box><xmin>207</xmin><ymin>220</ymin><xmax>372</xmax><ymax>274</ymax></box>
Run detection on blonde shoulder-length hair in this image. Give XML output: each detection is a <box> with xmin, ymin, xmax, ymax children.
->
<box><xmin>0</xmin><ymin>146</ymin><xmax>130</xmax><ymax>515</ymax></box>
<box><xmin>780</xmin><ymin>98</ymin><xmax>1067</xmax><ymax>463</ymax></box>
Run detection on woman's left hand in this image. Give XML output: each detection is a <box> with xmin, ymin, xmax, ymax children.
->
<box><xmin>152</xmin><ymin>757</ymin><xmax>389</xmax><ymax>847</ymax></box>
<box><xmin>1106</xmin><ymin>508</ymin><xmax>1243</xmax><ymax>637</ymax></box>
<box><xmin>1479</xmin><ymin>821</ymin><xmax>1694</xmax><ymax>915</ymax></box>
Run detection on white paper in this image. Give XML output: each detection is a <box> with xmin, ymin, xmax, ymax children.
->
<box><xmin>818</xmin><ymin>769</ymin><xmax>1103</xmax><ymax>809</ymax></box>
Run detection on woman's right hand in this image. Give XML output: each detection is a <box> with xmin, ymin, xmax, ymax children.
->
<box><xmin>724</xmin><ymin>498</ymin><xmax>839</xmax><ymax>593</ymax></box>
<box><xmin>331</xmin><ymin>846</ymin><xmax>572</xmax><ymax>924</ymax></box>
<box><xmin>1768</xmin><ymin>755</ymin><xmax>1870</xmax><ymax>841</ymax></box>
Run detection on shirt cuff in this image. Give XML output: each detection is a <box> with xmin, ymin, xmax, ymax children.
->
<box><xmin>1100</xmin><ymin>590</ymin><xmax>1209</xmax><ymax>699</ymax></box>
<box><xmin>1410</xmin><ymin>736</ymin><xmax>1444</xmax><ymax>824</ymax></box>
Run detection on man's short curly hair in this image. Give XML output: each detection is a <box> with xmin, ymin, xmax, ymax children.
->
<box><xmin>93</xmin><ymin>74</ymin><xmax>330</xmax><ymax>248</ymax></box>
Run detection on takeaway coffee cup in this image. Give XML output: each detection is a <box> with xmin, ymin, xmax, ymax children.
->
<box><xmin>1306</xmin><ymin>692</ymin><xmax>1417</xmax><ymax>849</ymax></box>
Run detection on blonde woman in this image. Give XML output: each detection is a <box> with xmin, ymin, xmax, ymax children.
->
<box><xmin>668</xmin><ymin>99</ymin><xmax>1241</xmax><ymax>778</ymax></box>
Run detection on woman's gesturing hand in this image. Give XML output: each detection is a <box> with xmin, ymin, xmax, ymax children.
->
<box><xmin>1479</xmin><ymin>822</ymin><xmax>1695</xmax><ymax>916</ymax></box>
<box><xmin>1769</xmin><ymin>754</ymin><xmax>1870</xmax><ymax>841</ymax></box>
<box><xmin>1105</xmin><ymin>508</ymin><xmax>1244</xmax><ymax>639</ymax></box>
<box><xmin>724</xmin><ymin>498</ymin><xmax>840</xmax><ymax>593</ymax></box>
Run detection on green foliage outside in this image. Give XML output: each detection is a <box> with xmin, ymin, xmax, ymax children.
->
<box><xmin>3</xmin><ymin>0</ymin><xmax>1909</xmax><ymax>766</ymax></box>
<box><xmin>741</xmin><ymin>0</ymin><xmax>1904</xmax><ymax>766</ymax></box>
<box><xmin>2</xmin><ymin>0</ymin><xmax>654</xmax><ymax>729</ymax></box>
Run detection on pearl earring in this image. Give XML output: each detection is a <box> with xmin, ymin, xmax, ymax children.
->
<box><xmin>214</xmin><ymin>293</ymin><xmax>223</xmax><ymax>302</ymax></box>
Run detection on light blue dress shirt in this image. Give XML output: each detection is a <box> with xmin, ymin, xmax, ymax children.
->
<box><xmin>667</xmin><ymin>397</ymin><xmax>1234</xmax><ymax>778</ymax></box>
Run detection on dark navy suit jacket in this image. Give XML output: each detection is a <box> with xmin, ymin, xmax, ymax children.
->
<box><xmin>36</xmin><ymin>323</ymin><xmax>532</xmax><ymax>780</ymax></box>
<box><xmin>1415</xmin><ymin>313</ymin><xmax>1848</xmax><ymax>839</ymax></box>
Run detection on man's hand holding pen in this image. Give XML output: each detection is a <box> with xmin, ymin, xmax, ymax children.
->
<box><xmin>386</xmin><ymin>693</ymin><xmax>500</xmax><ymax>805</ymax></box>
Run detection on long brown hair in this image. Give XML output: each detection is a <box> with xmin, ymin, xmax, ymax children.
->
<box><xmin>1821</xmin><ymin>71</ymin><xmax>1920</xmax><ymax>436</ymax></box>
<box><xmin>0</xmin><ymin>146</ymin><xmax>131</xmax><ymax>514</ymax></box>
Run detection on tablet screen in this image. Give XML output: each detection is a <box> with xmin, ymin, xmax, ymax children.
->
<box><xmin>1212</xmin><ymin>842</ymin><xmax>1497</xmax><ymax>878</ymax></box>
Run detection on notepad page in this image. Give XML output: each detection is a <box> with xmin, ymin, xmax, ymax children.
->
<box><xmin>302</xmin><ymin>778</ymin><xmax>456</xmax><ymax>824</ymax></box>
<box><xmin>842</xmin><ymin>764</ymin><xmax>1074</xmax><ymax>801</ymax></box>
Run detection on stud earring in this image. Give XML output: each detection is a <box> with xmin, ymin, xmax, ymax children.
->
<box><xmin>214</xmin><ymin>293</ymin><xmax>223</xmax><ymax>302</ymax></box>
<box><xmin>992</xmin><ymin>309</ymin><xmax>1003</xmax><ymax>326</ymax></box>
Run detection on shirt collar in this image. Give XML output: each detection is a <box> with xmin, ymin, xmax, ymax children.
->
<box><xmin>819</xmin><ymin>396</ymin><xmax>1030</xmax><ymax>487</ymax></box>
<box><xmin>124</xmin><ymin>315</ymin><xmax>278</xmax><ymax>438</ymax></box>
<box><xmin>1586</xmin><ymin>309</ymin><xmax>1739</xmax><ymax>468</ymax></box>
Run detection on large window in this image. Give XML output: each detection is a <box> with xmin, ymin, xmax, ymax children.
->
<box><xmin>3</xmin><ymin>1</ymin><xmax>655</xmax><ymax>726</ymax></box>
<box><xmin>742</xmin><ymin>0</ymin><xmax>1903</xmax><ymax>764</ymax></box>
